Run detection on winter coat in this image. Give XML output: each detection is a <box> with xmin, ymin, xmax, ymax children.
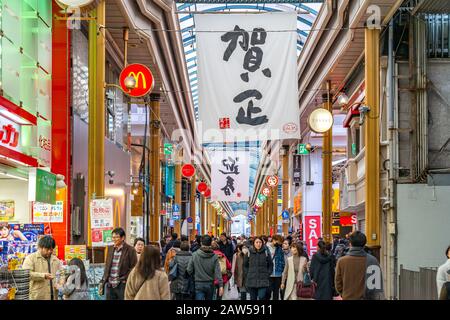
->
<box><xmin>213</xmin><ymin>249</ymin><xmax>232</xmax><ymax>286</ymax></box>
<box><xmin>282</xmin><ymin>255</ymin><xmax>308</xmax><ymax>300</ymax></box>
<box><xmin>219</xmin><ymin>240</ymin><xmax>234</xmax><ymax>265</ymax></box>
<box><xmin>244</xmin><ymin>246</ymin><xmax>273</xmax><ymax>289</ymax></box>
<box><xmin>187</xmin><ymin>246</ymin><xmax>223</xmax><ymax>287</ymax></box>
<box><xmin>169</xmin><ymin>251</ymin><xmax>193</xmax><ymax>294</ymax></box>
<box><xmin>232</xmin><ymin>252</ymin><xmax>246</xmax><ymax>289</ymax></box>
<box><xmin>191</xmin><ymin>242</ymin><xmax>201</xmax><ymax>253</ymax></box>
<box><xmin>125</xmin><ymin>269</ymin><xmax>170</xmax><ymax>300</ymax></box>
<box><xmin>310</xmin><ymin>251</ymin><xmax>336</xmax><ymax>300</ymax></box>
<box><xmin>22</xmin><ymin>251</ymin><xmax>62</xmax><ymax>300</ymax></box>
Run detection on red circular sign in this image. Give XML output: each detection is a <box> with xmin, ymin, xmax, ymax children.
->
<box><xmin>197</xmin><ymin>182</ymin><xmax>208</xmax><ymax>194</ymax></box>
<box><xmin>266</xmin><ymin>175</ymin><xmax>279</xmax><ymax>187</ymax></box>
<box><xmin>182</xmin><ymin>164</ymin><xmax>196</xmax><ymax>178</ymax></box>
<box><xmin>262</xmin><ymin>187</ymin><xmax>271</xmax><ymax>197</ymax></box>
<box><xmin>203</xmin><ymin>188</ymin><xmax>211</xmax><ymax>198</ymax></box>
<box><xmin>119</xmin><ymin>63</ymin><xmax>154</xmax><ymax>98</ymax></box>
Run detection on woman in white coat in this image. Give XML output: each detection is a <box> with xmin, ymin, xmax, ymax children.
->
<box><xmin>281</xmin><ymin>242</ymin><xmax>308</xmax><ymax>300</ymax></box>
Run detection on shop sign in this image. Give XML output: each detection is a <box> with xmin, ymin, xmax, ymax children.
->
<box><xmin>0</xmin><ymin>200</ymin><xmax>15</xmax><ymax>221</ymax></box>
<box><xmin>181</xmin><ymin>164</ymin><xmax>196</xmax><ymax>178</ymax></box>
<box><xmin>37</xmin><ymin>122</ymin><xmax>52</xmax><ymax>168</ymax></box>
<box><xmin>262</xmin><ymin>187</ymin><xmax>270</xmax><ymax>197</ymax></box>
<box><xmin>266</xmin><ymin>175</ymin><xmax>279</xmax><ymax>188</ymax></box>
<box><xmin>282</xmin><ymin>210</ymin><xmax>289</xmax><ymax>221</ymax></box>
<box><xmin>308</xmin><ymin>108</ymin><xmax>334</xmax><ymax>133</ymax></box>
<box><xmin>165</xmin><ymin>165</ymin><xmax>175</xmax><ymax>197</ymax></box>
<box><xmin>28</xmin><ymin>168</ymin><xmax>57</xmax><ymax>205</ymax></box>
<box><xmin>332</xmin><ymin>226</ymin><xmax>340</xmax><ymax>235</ymax></box>
<box><xmin>0</xmin><ymin>115</ymin><xmax>21</xmax><ymax>153</ymax></box>
<box><xmin>32</xmin><ymin>201</ymin><xmax>64</xmax><ymax>223</ymax></box>
<box><xmin>340</xmin><ymin>214</ymin><xmax>357</xmax><ymax>226</ymax></box>
<box><xmin>293</xmin><ymin>155</ymin><xmax>301</xmax><ymax>184</ymax></box>
<box><xmin>64</xmin><ymin>245</ymin><xmax>86</xmax><ymax>261</ymax></box>
<box><xmin>90</xmin><ymin>199</ymin><xmax>114</xmax><ymax>247</ymax></box>
<box><xmin>304</xmin><ymin>215</ymin><xmax>322</xmax><ymax>257</ymax></box>
<box><xmin>164</xmin><ymin>143</ymin><xmax>173</xmax><ymax>155</ymax></box>
<box><xmin>119</xmin><ymin>63</ymin><xmax>154</xmax><ymax>98</ymax></box>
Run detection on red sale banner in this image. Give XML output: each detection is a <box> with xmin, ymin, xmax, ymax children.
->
<box><xmin>304</xmin><ymin>215</ymin><xmax>322</xmax><ymax>257</ymax></box>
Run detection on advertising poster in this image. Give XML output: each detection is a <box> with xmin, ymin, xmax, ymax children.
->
<box><xmin>64</xmin><ymin>245</ymin><xmax>87</xmax><ymax>261</ymax></box>
<box><xmin>304</xmin><ymin>215</ymin><xmax>322</xmax><ymax>257</ymax></box>
<box><xmin>90</xmin><ymin>199</ymin><xmax>114</xmax><ymax>247</ymax></box>
<box><xmin>32</xmin><ymin>201</ymin><xmax>64</xmax><ymax>223</ymax></box>
<box><xmin>0</xmin><ymin>200</ymin><xmax>15</xmax><ymax>221</ymax></box>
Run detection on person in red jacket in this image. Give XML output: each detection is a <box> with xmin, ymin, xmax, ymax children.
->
<box><xmin>212</xmin><ymin>241</ymin><xmax>232</xmax><ymax>300</ymax></box>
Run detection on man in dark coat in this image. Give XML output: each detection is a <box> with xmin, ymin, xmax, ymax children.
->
<box><xmin>218</xmin><ymin>233</ymin><xmax>234</xmax><ymax>265</ymax></box>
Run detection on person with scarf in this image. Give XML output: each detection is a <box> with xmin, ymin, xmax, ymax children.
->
<box><xmin>335</xmin><ymin>231</ymin><xmax>384</xmax><ymax>300</ymax></box>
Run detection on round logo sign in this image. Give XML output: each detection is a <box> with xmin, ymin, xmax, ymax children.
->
<box><xmin>203</xmin><ymin>188</ymin><xmax>211</xmax><ymax>198</ymax></box>
<box><xmin>119</xmin><ymin>63</ymin><xmax>154</xmax><ymax>98</ymax></box>
<box><xmin>197</xmin><ymin>182</ymin><xmax>208</xmax><ymax>194</ymax></box>
<box><xmin>283</xmin><ymin>122</ymin><xmax>298</xmax><ymax>134</ymax></box>
<box><xmin>182</xmin><ymin>164</ymin><xmax>195</xmax><ymax>178</ymax></box>
<box><xmin>266</xmin><ymin>175</ymin><xmax>279</xmax><ymax>187</ymax></box>
<box><xmin>186</xmin><ymin>217</ymin><xmax>193</xmax><ymax>223</ymax></box>
<box><xmin>262</xmin><ymin>187</ymin><xmax>271</xmax><ymax>197</ymax></box>
<box><xmin>308</xmin><ymin>108</ymin><xmax>334</xmax><ymax>133</ymax></box>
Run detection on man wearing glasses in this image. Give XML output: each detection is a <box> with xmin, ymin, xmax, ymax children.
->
<box><xmin>100</xmin><ymin>228</ymin><xmax>137</xmax><ymax>300</ymax></box>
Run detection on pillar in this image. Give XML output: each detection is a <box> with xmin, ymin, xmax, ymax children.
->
<box><xmin>174</xmin><ymin>154</ymin><xmax>182</xmax><ymax>236</ymax></box>
<box><xmin>150</xmin><ymin>94</ymin><xmax>161</xmax><ymax>242</ymax></box>
<box><xmin>87</xmin><ymin>1</ymin><xmax>105</xmax><ymax>247</ymax></box>
<box><xmin>200</xmin><ymin>195</ymin><xmax>205</xmax><ymax>236</ymax></box>
<box><xmin>365</xmin><ymin>28</ymin><xmax>381</xmax><ymax>254</ymax></box>
<box><xmin>322</xmin><ymin>82</ymin><xmax>333</xmax><ymax>244</ymax></box>
<box><xmin>189</xmin><ymin>173</ymin><xmax>196</xmax><ymax>241</ymax></box>
<box><xmin>272</xmin><ymin>181</ymin><xmax>278</xmax><ymax>236</ymax></box>
<box><xmin>282</xmin><ymin>148</ymin><xmax>289</xmax><ymax>236</ymax></box>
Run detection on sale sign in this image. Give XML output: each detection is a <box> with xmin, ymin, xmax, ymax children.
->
<box><xmin>340</xmin><ymin>213</ymin><xmax>357</xmax><ymax>226</ymax></box>
<box><xmin>304</xmin><ymin>215</ymin><xmax>322</xmax><ymax>257</ymax></box>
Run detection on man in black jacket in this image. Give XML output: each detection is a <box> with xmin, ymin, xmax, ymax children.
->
<box><xmin>219</xmin><ymin>233</ymin><xmax>234</xmax><ymax>265</ymax></box>
<box><xmin>164</xmin><ymin>233</ymin><xmax>178</xmax><ymax>254</ymax></box>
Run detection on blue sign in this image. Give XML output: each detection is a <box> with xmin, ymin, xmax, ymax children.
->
<box><xmin>172</xmin><ymin>214</ymin><xmax>180</xmax><ymax>221</ymax></box>
<box><xmin>165</xmin><ymin>165</ymin><xmax>175</xmax><ymax>197</ymax></box>
<box><xmin>173</xmin><ymin>204</ymin><xmax>180</xmax><ymax>213</ymax></box>
<box><xmin>282</xmin><ymin>210</ymin><xmax>290</xmax><ymax>220</ymax></box>
<box><xmin>187</xmin><ymin>217</ymin><xmax>193</xmax><ymax>223</ymax></box>
<box><xmin>169</xmin><ymin>219</ymin><xmax>174</xmax><ymax>227</ymax></box>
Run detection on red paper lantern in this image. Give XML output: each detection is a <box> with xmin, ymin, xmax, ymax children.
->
<box><xmin>197</xmin><ymin>182</ymin><xmax>208</xmax><ymax>194</ymax></box>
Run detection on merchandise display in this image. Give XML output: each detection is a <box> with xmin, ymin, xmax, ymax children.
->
<box><xmin>87</xmin><ymin>263</ymin><xmax>105</xmax><ymax>300</ymax></box>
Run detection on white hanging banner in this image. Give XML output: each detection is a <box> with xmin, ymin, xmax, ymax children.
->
<box><xmin>195</xmin><ymin>13</ymin><xmax>300</xmax><ymax>143</ymax></box>
<box><xmin>211</xmin><ymin>151</ymin><xmax>250</xmax><ymax>202</ymax></box>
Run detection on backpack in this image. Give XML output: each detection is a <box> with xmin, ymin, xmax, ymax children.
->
<box><xmin>218</xmin><ymin>255</ymin><xmax>227</xmax><ymax>275</ymax></box>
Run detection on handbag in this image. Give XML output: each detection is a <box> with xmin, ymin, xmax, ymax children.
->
<box><xmin>296</xmin><ymin>271</ymin><xmax>316</xmax><ymax>299</ymax></box>
<box><xmin>168</xmin><ymin>263</ymin><xmax>178</xmax><ymax>281</ymax></box>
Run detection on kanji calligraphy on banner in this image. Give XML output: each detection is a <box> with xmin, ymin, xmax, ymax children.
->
<box><xmin>195</xmin><ymin>13</ymin><xmax>300</xmax><ymax>143</ymax></box>
<box><xmin>211</xmin><ymin>151</ymin><xmax>250</xmax><ymax>202</ymax></box>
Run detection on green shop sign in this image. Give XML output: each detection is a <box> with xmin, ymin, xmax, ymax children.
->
<box><xmin>28</xmin><ymin>168</ymin><xmax>57</xmax><ymax>205</ymax></box>
<box><xmin>297</xmin><ymin>144</ymin><xmax>309</xmax><ymax>155</ymax></box>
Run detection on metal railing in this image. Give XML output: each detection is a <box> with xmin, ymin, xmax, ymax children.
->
<box><xmin>399</xmin><ymin>265</ymin><xmax>438</xmax><ymax>300</ymax></box>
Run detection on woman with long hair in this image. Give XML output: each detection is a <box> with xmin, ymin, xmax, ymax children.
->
<box><xmin>281</xmin><ymin>242</ymin><xmax>308</xmax><ymax>300</ymax></box>
<box><xmin>310</xmin><ymin>240</ymin><xmax>335</xmax><ymax>300</ymax></box>
<box><xmin>232</xmin><ymin>243</ymin><xmax>248</xmax><ymax>300</ymax></box>
<box><xmin>57</xmin><ymin>258</ymin><xmax>89</xmax><ymax>300</ymax></box>
<box><xmin>125</xmin><ymin>245</ymin><xmax>170</xmax><ymax>300</ymax></box>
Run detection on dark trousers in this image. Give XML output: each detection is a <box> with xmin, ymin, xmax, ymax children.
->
<box><xmin>237</xmin><ymin>287</ymin><xmax>247</xmax><ymax>300</ymax></box>
<box><xmin>248</xmin><ymin>287</ymin><xmax>267</xmax><ymax>300</ymax></box>
<box><xmin>268</xmin><ymin>277</ymin><xmax>282</xmax><ymax>300</ymax></box>
<box><xmin>174</xmin><ymin>293</ymin><xmax>191</xmax><ymax>300</ymax></box>
<box><xmin>194</xmin><ymin>282</ymin><xmax>215</xmax><ymax>300</ymax></box>
<box><xmin>105</xmin><ymin>282</ymin><xmax>125</xmax><ymax>300</ymax></box>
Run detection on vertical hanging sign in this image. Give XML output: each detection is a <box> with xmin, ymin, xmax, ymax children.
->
<box><xmin>211</xmin><ymin>151</ymin><xmax>250</xmax><ymax>202</ymax></box>
<box><xmin>304</xmin><ymin>215</ymin><xmax>322</xmax><ymax>257</ymax></box>
<box><xmin>90</xmin><ymin>198</ymin><xmax>114</xmax><ymax>247</ymax></box>
<box><xmin>195</xmin><ymin>13</ymin><xmax>299</xmax><ymax>143</ymax></box>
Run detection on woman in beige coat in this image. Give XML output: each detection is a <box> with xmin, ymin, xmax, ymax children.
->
<box><xmin>281</xmin><ymin>242</ymin><xmax>308</xmax><ymax>300</ymax></box>
<box><xmin>125</xmin><ymin>245</ymin><xmax>170</xmax><ymax>300</ymax></box>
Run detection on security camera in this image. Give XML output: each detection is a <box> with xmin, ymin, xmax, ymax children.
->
<box><xmin>106</xmin><ymin>171</ymin><xmax>115</xmax><ymax>185</ymax></box>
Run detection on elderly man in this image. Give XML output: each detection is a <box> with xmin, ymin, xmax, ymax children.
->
<box><xmin>22</xmin><ymin>236</ymin><xmax>62</xmax><ymax>300</ymax></box>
